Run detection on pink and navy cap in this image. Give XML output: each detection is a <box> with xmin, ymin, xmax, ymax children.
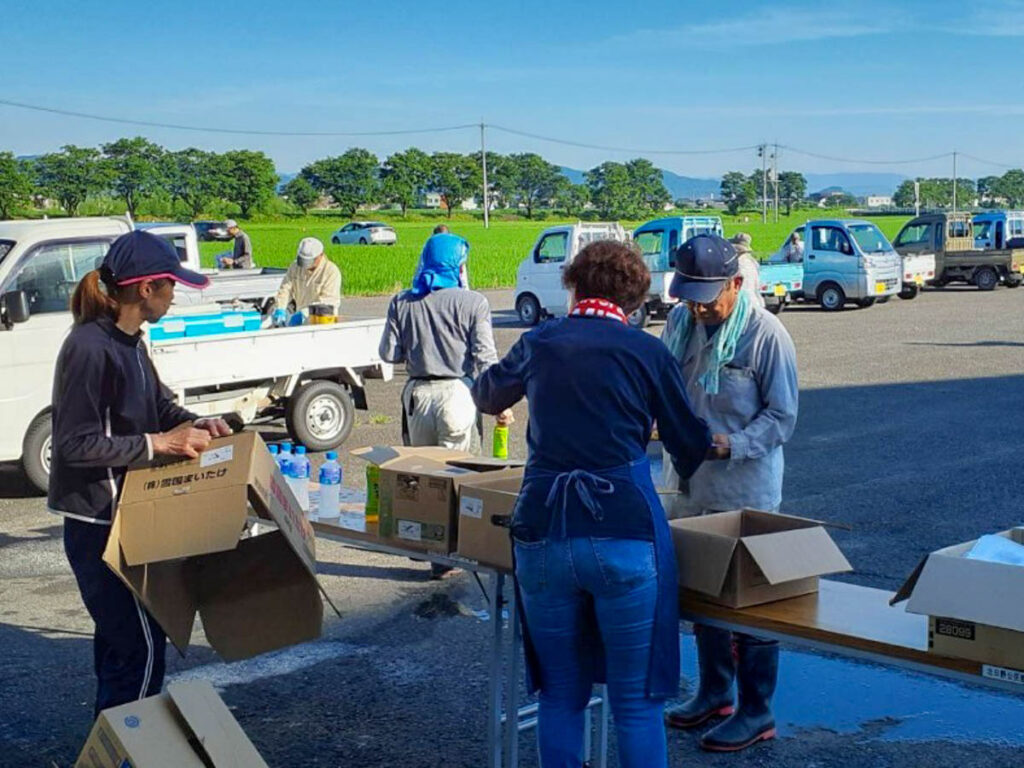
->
<box><xmin>99</xmin><ymin>230</ymin><xmax>209</xmax><ymax>289</ymax></box>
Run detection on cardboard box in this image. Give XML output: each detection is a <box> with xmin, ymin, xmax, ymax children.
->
<box><xmin>75</xmin><ymin>680</ymin><xmax>268</xmax><ymax>768</ymax></box>
<box><xmin>892</xmin><ymin>527</ymin><xmax>1024</xmax><ymax>668</ymax></box>
<box><xmin>670</xmin><ymin>510</ymin><xmax>853</xmax><ymax>608</ymax></box>
<box><xmin>457</xmin><ymin>474</ymin><xmax>523</xmax><ymax>571</ymax></box>
<box><xmin>352</xmin><ymin>446</ymin><xmax>521</xmax><ymax>553</ymax></box>
<box><xmin>103</xmin><ymin>432</ymin><xmax>339</xmax><ymax>661</ymax></box>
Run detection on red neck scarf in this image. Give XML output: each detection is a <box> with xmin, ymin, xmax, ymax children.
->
<box><xmin>569</xmin><ymin>297</ymin><xmax>629</xmax><ymax>324</ymax></box>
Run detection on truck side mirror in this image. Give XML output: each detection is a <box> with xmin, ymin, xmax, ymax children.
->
<box><xmin>1</xmin><ymin>290</ymin><xmax>30</xmax><ymax>326</ymax></box>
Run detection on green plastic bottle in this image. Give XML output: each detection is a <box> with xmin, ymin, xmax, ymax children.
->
<box><xmin>492</xmin><ymin>424</ymin><xmax>509</xmax><ymax>460</ymax></box>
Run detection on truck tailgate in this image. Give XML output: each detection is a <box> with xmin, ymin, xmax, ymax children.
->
<box><xmin>152</xmin><ymin>317</ymin><xmax>390</xmax><ymax>389</ymax></box>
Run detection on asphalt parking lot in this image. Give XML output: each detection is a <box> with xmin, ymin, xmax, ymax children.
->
<box><xmin>3</xmin><ymin>286</ymin><xmax>1024</xmax><ymax>767</ymax></box>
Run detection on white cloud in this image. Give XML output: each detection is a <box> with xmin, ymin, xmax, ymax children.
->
<box><xmin>609</xmin><ymin>6</ymin><xmax>897</xmax><ymax>49</ymax></box>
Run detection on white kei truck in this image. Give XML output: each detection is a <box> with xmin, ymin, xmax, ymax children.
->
<box><xmin>0</xmin><ymin>216</ymin><xmax>391</xmax><ymax>492</ymax></box>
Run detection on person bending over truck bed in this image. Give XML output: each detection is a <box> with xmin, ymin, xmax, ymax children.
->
<box><xmin>272</xmin><ymin>237</ymin><xmax>342</xmax><ymax>325</ymax></box>
<box><xmin>661</xmin><ymin>234</ymin><xmax>798</xmax><ymax>753</ymax></box>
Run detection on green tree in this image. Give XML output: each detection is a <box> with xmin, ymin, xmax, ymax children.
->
<box><xmin>282</xmin><ymin>176</ymin><xmax>319</xmax><ymax>215</ymax></box>
<box><xmin>492</xmin><ymin>153</ymin><xmax>564</xmax><ymax>219</ymax></box>
<box><xmin>35</xmin><ymin>145</ymin><xmax>110</xmax><ymax>216</ymax></box>
<box><xmin>380</xmin><ymin>148</ymin><xmax>430</xmax><ymax>216</ymax></box>
<box><xmin>555</xmin><ymin>181</ymin><xmax>590</xmax><ymax>217</ymax></box>
<box><xmin>777</xmin><ymin>171</ymin><xmax>807</xmax><ymax>215</ymax></box>
<box><xmin>429</xmin><ymin>152</ymin><xmax>481</xmax><ymax>218</ymax></box>
<box><xmin>302</xmin><ymin>148</ymin><xmax>379</xmax><ymax>218</ymax></box>
<box><xmin>585</xmin><ymin>162</ymin><xmax>632</xmax><ymax>218</ymax></box>
<box><xmin>626</xmin><ymin>158</ymin><xmax>670</xmax><ymax>214</ymax></box>
<box><xmin>996</xmin><ymin>169</ymin><xmax>1024</xmax><ymax>207</ymax></box>
<box><xmin>976</xmin><ymin>175</ymin><xmax>1001</xmax><ymax>207</ymax></box>
<box><xmin>164</xmin><ymin>148</ymin><xmax>226</xmax><ymax>219</ymax></box>
<box><xmin>893</xmin><ymin>179</ymin><xmax>917</xmax><ymax>208</ymax></box>
<box><xmin>220</xmin><ymin>150</ymin><xmax>279</xmax><ymax>218</ymax></box>
<box><xmin>720</xmin><ymin>171</ymin><xmax>754</xmax><ymax>215</ymax></box>
<box><xmin>0</xmin><ymin>151</ymin><xmax>33</xmax><ymax>218</ymax></box>
<box><xmin>102</xmin><ymin>137</ymin><xmax>165</xmax><ymax>217</ymax></box>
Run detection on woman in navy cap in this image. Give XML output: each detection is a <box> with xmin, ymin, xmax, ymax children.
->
<box><xmin>50</xmin><ymin>230</ymin><xmax>232</xmax><ymax>718</ymax></box>
<box><xmin>473</xmin><ymin>241</ymin><xmax>712</xmax><ymax>768</ymax></box>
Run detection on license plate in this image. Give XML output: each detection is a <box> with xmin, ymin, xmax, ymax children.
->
<box><xmin>875</xmin><ymin>281</ymin><xmax>887</xmax><ymax>294</ymax></box>
<box><xmin>773</xmin><ymin>284</ymin><xmax>786</xmax><ymax>297</ymax></box>
<box><xmin>914</xmin><ymin>275</ymin><xmax>924</xmax><ymax>286</ymax></box>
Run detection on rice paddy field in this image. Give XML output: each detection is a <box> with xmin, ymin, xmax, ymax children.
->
<box><xmin>199</xmin><ymin>211</ymin><xmax>912</xmax><ymax>295</ymax></box>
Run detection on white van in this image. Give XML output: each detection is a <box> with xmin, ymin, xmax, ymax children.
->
<box><xmin>513</xmin><ymin>222</ymin><xmax>629</xmax><ymax>325</ymax></box>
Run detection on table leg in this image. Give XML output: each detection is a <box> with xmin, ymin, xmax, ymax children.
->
<box><xmin>504</xmin><ymin>583</ymin><xmax>521</xmax><ymax>768</ymax></box>
<box><xmin>487</xmin><ymin>572</ymin><xmax>504</xmax><ymax>768</ymax></box>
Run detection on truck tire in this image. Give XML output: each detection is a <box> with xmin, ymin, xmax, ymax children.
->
<box><xmin>359</xmin><ymin>237</ymin><xmax>368</xmax><ymax>245</ymax></box>
<box><xmin>898</xmin><ymin>284</ymin><xmax>919</xmax><ymax>300</ymax></box>
<box><xmin>627</xmin><ymin>304</ymin><xmax>649</xmax><ymax>329</ymax></box>
<box><xmin>331</xmin><ymin>236</ymin><xmax>340</xmax><ymax>245</ymax></box>
<box><xmin>516</xmin><ymin>294</ymin><xmax>541</xmax><ymax>326</ymax></box>
<box><xmin>765</xmin><ymin>298</ymin><xmax>785</xmax><ymax>315</ymax></box>
<box><xmin>286</xmin><ymin>380</ymin><xmax>355</xmax><ymax>453</ymax></box>
<box><xmin>818</xmin><ymin>283</ymin><xmax>846</xmax><ymax>312</ymax></box>
<box><xmin>974</xmin><ymin>267</ymin><xmax>998</xmax><ymax>291</ymax></box>
<box><xmin>857</xmin><ymin>297</ymin><xmax>876</xmax><ymax>309</ymax></box>
<box><xmin>22</xmin><ymin>412</ymin><xmax>52</xmax><ymax>495</ymax></box>
<box><xmin>1005</xmin><ymin>274</ymin><xmax>1022</xmax><ymax>288</ymax></box>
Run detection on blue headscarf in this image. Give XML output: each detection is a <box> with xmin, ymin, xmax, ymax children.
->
<box><xmin>410</xmin><ymin>233</ymin><xmax>469</xmax><ymax>296</ymax></box>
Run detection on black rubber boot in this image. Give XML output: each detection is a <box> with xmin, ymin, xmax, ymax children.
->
<box><xmin>700</xmin><ymin>636</ymin><xmax>779</xmax><ymax>752</ymax></box>
<box><xmin>665</xmin><ymin>624</ymin><xmax>736</xmax><ymax>729</ymax></box>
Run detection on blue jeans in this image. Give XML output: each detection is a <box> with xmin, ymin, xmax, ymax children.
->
<box><xmin>514</xmin><ymin>536</ymin><xmax>666</xmax><ymax>768</ymax></box>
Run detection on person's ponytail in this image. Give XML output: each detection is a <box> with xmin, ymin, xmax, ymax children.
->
<box><xmin>71</xmin><ymin>270</ymin><xmax>120</xmax><ymax>324</ymax></box>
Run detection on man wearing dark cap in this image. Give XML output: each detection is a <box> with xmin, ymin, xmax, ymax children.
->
<box><xmin>660</xmin><ymin>234</ymin><xmax>798</xmax><ymax>753</ymax></box>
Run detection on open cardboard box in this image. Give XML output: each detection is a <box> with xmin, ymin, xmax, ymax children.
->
<box><xmin>891</xmin><ymin>527</ymin><xmax>1024</xmax><ymax>669</ymax></box>
<box><xmin>103</xmin><ymin>432</ymin><xmax>339</xmax><ymax>661</ymax></box>
<box><xmin>75</xmin><ymin>680</ymin><xmax>267</xmax><ymax>768</ymax></box>
<box><xmin>456</xmin><ymin>474</ymin><xmax>523</xmax><ymax>571</ymax></box>
<box><xmin>352</xmin><ymin>445</ymin><xmax>522</xmax><ymax>553</ymax></box>
<box><xmin>670</xmin><ymin>510</ymin><xmax>852</xmax><ymax>608</ymax></box>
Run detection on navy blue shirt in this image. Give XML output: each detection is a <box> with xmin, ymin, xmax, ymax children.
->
<box><xmin>49</xmin><ymin>316</ymin><xmax>197</xmax><ymax>524</ymax></box>
<box><xmin>472</xmin><ymin>316</ymin><xmax>710</xmax><ymax>540</ymax></box>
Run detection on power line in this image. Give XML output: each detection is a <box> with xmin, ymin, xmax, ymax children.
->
<box><xmin>958</xmin><ymin>152</ymin><xmax>1018</xmax><ymax>170</ymax></box>
<box><xmin>0</xmin><ymin>98</ymin><xmax>478</xmax><ymax>137</ymax></box>
<box><xmin>489</xmin><ymin>124</ymin><xmax>760</xmax><ymax>156</ymax></box>
<box><xmin>780</xmin><ymin>145</ymin><xmax>953</xmax><ymax>166</ymax></box>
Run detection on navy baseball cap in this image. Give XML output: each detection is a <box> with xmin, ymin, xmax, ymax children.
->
<box><xmin>668</xmin><ymin>234</ymin><xmax>739</xmax><ymax>304</ymax></box>
<box><xmin>100</xmin><ymin>231</ymin><xmax>209</xmax><ymax>289</ymax></box>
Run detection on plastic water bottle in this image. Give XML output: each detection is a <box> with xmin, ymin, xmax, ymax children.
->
<box><xmin>277</xmin><ymin>442</ymin><xmax>294</xmax><ymax>477</ymax></box>
<box><xmin>287</xmin><ymin>446</ymin><xmax>311</xmax><ymax>514</ymax></box>
<box><xmin>268</xmin><ymin>444</ymin><xmax>279</xmax><ymax>459</ymax></box>
<box><xmin>317</xmin><ymin>451</ymin><xmax>342</xmax><ymax>523</ymax></box>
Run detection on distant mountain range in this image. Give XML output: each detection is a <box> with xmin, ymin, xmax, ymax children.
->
<box><xmin>558</xmin><ymin>166</ymin><xmax>905</xmax><ymax>200</ymax></box>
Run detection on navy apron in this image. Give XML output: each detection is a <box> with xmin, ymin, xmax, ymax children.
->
<box><xmin>512</xmin><ymin>455</ymin><xmax>680</xmax><ymax>700</ymax></box>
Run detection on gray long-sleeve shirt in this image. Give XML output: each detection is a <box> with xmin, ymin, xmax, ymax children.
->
<box><xmin>231</xmin><ymin>230</ymin><xmax>253</xmax><ymax>269</ymax></box>
<box><xmin>379</xmin><ymin>288</ymin><xmax>498</xmax><ymax>379</ymax></box>
<box><xmin>663</xmin><ymin>303</ymin><xmax>798</xmax><ymax>511</ymax></box>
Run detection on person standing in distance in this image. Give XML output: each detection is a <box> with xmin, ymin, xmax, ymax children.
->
<box><xmin>661</xmin><ymin>234</ymin><xmax>798</xmax><ymax>753</ymax></box>
<box><xmin>51</xmin><ymin>231</ymin><xmax>232</xmax><ymax>718</ymax></box>
<box><xmin>219</xmin><ymin>219</ymin><xmax>253</xmax><ymax>269</ymax></box>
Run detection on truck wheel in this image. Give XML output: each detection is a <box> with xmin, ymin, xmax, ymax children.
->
<box><xmin>331</xmin><ymin>237</ymin><xmax>340</xmax><ymax>245</ymax></box>
<box><xmin>818</xmin><ymin>284</ymin><xmax>846</xmax><ymax>311</ymax></box>
<box><xmin>627</xmin><ymin>304</ymin><xmax>649</xmax><ymax>329</ymax></box>
<box><xmin>1005</xmin><ymin>274</ymin><xmax>1022</xmax><ymax>288</ymax></box>
<box><xmin>516</xmin><ymin>294</ymin><xmax>541</xmax><ymax>326</ymax></box>
<box><xmin>856</xmin><ymin>297</ymin><xmax>876</xmax><ymax>308</ymax></box>
<box><xmin>22</xmin><ymin>412</ymin><xmax>52</xmax><ymax>494</ymax></box>
<box><xmin>974</xmin><ymin>267</ymin><xmax>998</xmax><ymax>291</ymax></box>
<box><xmin>765</xmin><ymin>298</ymin><xmax>785</xmax><ymax>315</ymax></box>
<box><xmin>359</xmin><ymin>238</ymin><xmax>368</xmax><ymax>245</ymax></box>
<box><xmin>286</xmin><ymin>380</ymin><xmax>355</xmax><ymax>452</ymax></box>
<box><xmin>898</xmin><ymin>284</ymin><xmax>919</xmax><ymax>300</ymax></box>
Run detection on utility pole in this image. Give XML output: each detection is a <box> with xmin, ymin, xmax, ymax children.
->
<box><xmin>952</xmin><ymin>150</ymin><xmax>958</xmax><ymax>215</ymax></box>
<box><xmin>758</xmin><ymin>144</ymin><xmax>767</xmax><ymax>224</ymax></box>
<box><xmin>772</xmin><ymin>143</ymin><xmax>780</xmax><ymax>223</ymax></box>
<box><xmin>480</xmin><ymin>121</ymin><xmax>489</xmax><ymax>229</ymax></box>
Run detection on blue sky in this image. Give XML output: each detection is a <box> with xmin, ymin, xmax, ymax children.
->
<box><xmin>3</xmin><ymin>0</ymin><xmax>1024</xmax><ymax>179</ymax></box>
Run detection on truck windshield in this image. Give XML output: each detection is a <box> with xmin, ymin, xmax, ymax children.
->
<box><xmin>0</xmin><ymin>240</ymin><xmax>13</xmax><ymax>266</ymax></box>
<box><xmin>847</xmin><ymin>224</ymin><xmax>892</xmax><ymax>253</ymax></box>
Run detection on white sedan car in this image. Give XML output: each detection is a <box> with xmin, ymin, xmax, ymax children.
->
<box><xmin>330</xmin><ymin>221</ymin><xmax>398</xmax><ymax>246</ymax></box>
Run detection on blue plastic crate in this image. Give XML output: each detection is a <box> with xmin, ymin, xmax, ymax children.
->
<box><xmin>151</xmin><ymin>310</ymin><xmax>262</xmax><ymax>341</ymax></box>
